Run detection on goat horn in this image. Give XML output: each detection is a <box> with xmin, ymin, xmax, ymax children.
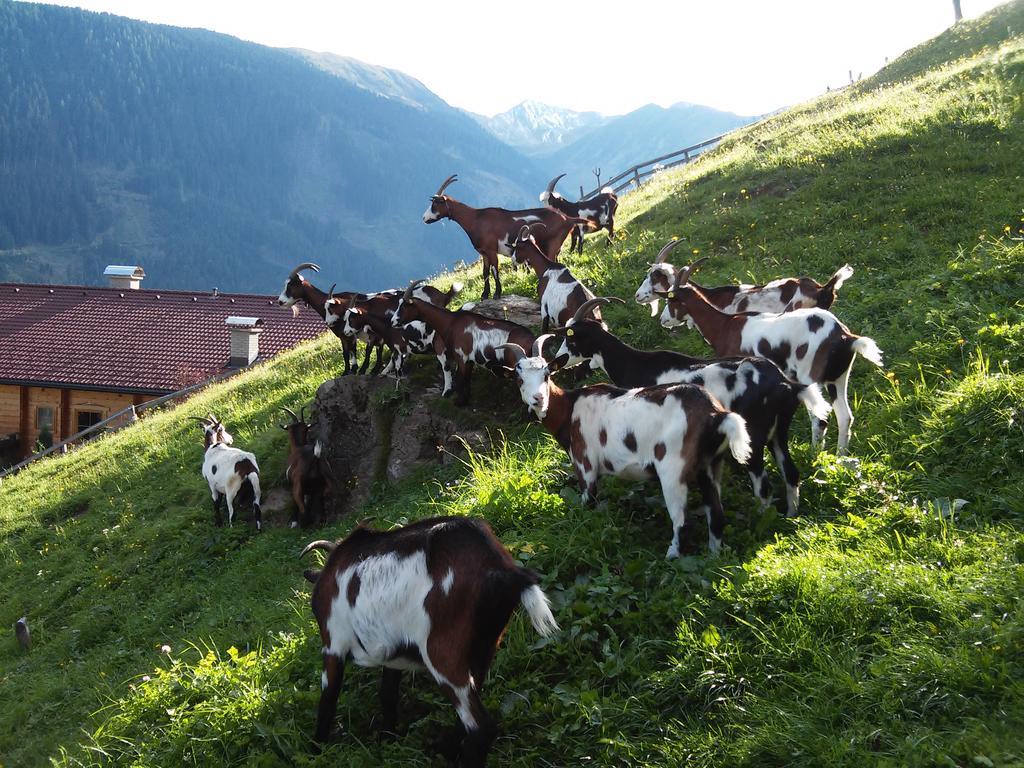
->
<box><xmin>281</xmin><ymin>407</ymin><xmax>300</xmax><ymax>423</ymax></box>
<box><xmin>672</xmin><ymin>257</ymin><xmax>710</xmax><ymax>291</ymax></box>
<box><xmin>402</xmin><ymin>279</ymin><xmax>426</xmax><ymax>303</ymax></box>
<box><xmin>545</xmin><ymin>173</ymin><xmax>567</xmax><ymax>195</ymax></box>
<box><xmin>299</xmin><ymin>404</ymin><xmax>308</xmax><ymax>423</ymax></box>
<box><xmin>687</xmin><ymin>256</ymin><xmax>710</xmax><ymax>275</ymax></box>
<box><xmin>326</xmin><ymin>283</ymin><xmax>337</xmax><ymax>301</ymax></box>
<box><xmin>532</xmin><ymin>333</ymin><xmax>556</xmax><ymax>358</ymax></box>
<box><xmin>435</xmin><ymin>174</ymin><xmax>458</xmax><ymax>197</ymax></box>
<box><xmin>571</xmin><ymin>296</ymin><xmax>625</xmax><ymax>324</ymax></box>
<box><xmin>190</xmin><ymin>416</ymin><xmax>212</xmax><ymax>425</ymax></box>
<box><xmin>300</xmin><ymin>540</ymin><xmax>336</xmax><ymax>558</ymax></box>
<box><xmin>288</xmin><ymin>262</ymin><xmax>321</xmax><ymax>279</ymax></box>
<box><xmin>495</xmin><ymin>342</ymin><xmax>527</xmax><ymax>363</ymax></box>
<box><xmin>655</xmin><ymin>238</ymin><xmax>685</xmax><ymax>263</ymax></box>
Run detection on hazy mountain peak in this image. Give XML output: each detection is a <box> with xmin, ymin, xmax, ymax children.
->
<box><xmin>475</xmin><ymin>100</ymin><xmax>606</xmax><ymax>155</ymax></box>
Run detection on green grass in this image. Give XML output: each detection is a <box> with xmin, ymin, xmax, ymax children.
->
<box><xmin>2</xmin><ymin>2</ymin><xmax>1024</xmax><ymax>765</ymax></box>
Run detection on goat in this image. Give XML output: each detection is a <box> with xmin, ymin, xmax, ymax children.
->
<box><xmin>277</xmin><ymin>263</ymin><xmax>368</xmax><ymax>375</ymax></box>
<box><xmin>498</xmin><ymin>336</ymin><xmax>752</xmax><ymax>556</ymax></box>
<box><xmin>300</xmin><ymin>516</ymin><xmax>558</xmax><ymax>765</ymax></box>
<box><xmin>280</xmin><ymin>406</ymin><xmax>326</xmax><ymax>528</ymax></box>
<box><xmin>509</xmin><ymin>225</ymin><xmax>601</xmax><ymax>333</ymax></box>
<box><xmin>423</xmin><ymin>174</ymin><xmax>592</xmax><ymax>300</ymax></box>
<box><xmin>655</xmin><ymin>258</ymin><xmax>882</xmax><ymax>454</ymax></box>
<box><xmin>324</xmin><ymin>282</ymin><xmax>462</xmax><ymax>375</ymax></box>
<box><xmin>392</xmin><ymin>281</ymin><xmax>536</xmax><ymax>406</ymax></box>
<box><xmin>539</xmin><ymin>173</ymin><xmax>618</xmax><ymax>254</ymax></box>
<box><xmin>553</xmin><ymin>298</ymin><xmax>831</xmax><ymax>516</ymax></box>
<box><xmin>195</xmin><ymin>413</ymin><xmax>262</xmax><ymax>531</ymax></box>
<box><xmin>635</xmin><ymin>239</ymin><xmax>854</xmax><ymax>318</ymax></box>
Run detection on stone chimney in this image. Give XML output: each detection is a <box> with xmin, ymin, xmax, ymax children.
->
<box><xmin>226</xmin><ymin>316</ymin><xmax>264</xmax><ymax>367</ymax></box>
<box><xmin>103</xmin><ymin>265</ymin><xmax>146</xmax><ymax>290</ymax></box>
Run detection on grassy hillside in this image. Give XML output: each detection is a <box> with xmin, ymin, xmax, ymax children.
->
<box><xmin>2</xmin><ymin>3</ymin><xmax>1023</xmax><ymax>766</ymax></box>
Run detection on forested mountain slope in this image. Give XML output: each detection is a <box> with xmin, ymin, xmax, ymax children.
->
<box><xmin>0</xmin><ymin>3</ymin><xmax>543</xmax><ymax>293</ymax></box>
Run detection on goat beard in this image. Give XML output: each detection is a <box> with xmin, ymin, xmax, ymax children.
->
<box><xmin>291</xmin><ymin>304</ymin><xmax>300</xmax><ymax>318</ymax></box>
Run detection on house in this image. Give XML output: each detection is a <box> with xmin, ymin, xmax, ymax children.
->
<box><xmin>0</xmin><ymin>266</ymin><xmax>326</xmax><ymax>465</ymax></box>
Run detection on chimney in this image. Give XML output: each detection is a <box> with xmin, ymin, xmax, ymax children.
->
<box><xmin>104</xmin><ymin>265</ymin><xmax>146</xmax><ymax>290</ymax></box>
<box><xmin>226</xmin><ymin>316</ymin><xmax>264</xmax><ymax>367</ymax></box>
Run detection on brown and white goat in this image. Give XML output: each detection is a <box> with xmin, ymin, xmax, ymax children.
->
<box><xmin>540</xmin><ymin>173</ymin><xmax>618</xmax><ymax>254</ymax></box>
<box><xmin>655</xmin><ymin>260</ymin><xmax>882</xmax><ymax>454</ymax></box>
<box><xmin>635</xmin><ymin>239</ymin><xmax>854</xmax><ymax>318</ymax></box>
<box><xmin>301</xmin><ymin>517</ymin><xmax>558</xmax><ymax>766</ymax></box>
<box><xmin>392</xmin><ymin>281</ymin><xmax>536</xmax><ymax>405</ymax></box>
<box><xmin>277</xmin><ymin>263</ymin><xmax>368</xmax><ymax>375</ymax></box>
<box><xmin>553</xmin><ymin>298</ymin><xmax>831</xmax><ymax>516</ymax></box>
<box><xmin>498</xmin><ymin>337</ymin><xmax>752</xmax><ymax>556</ymax></box>
<box><xmin>324</xmin><ymin>282</ymin><xmax>462</xmax><ymax>375</ymax></box>
<box><xmin>280</xmin><ymin>406</ymin><xmax>325</xmax><ymax>528</ymax></box>
<box><xmin>422</xmin><ymin>174</ymin><xmax>592</xmax><ymax>300</ymax></box>
<box><xmin>509</xmin><ymin>225</ymin><xmax>600</xmax><ymax>332</ymax></box>
<box><xmin>196</xmin><ymin>413</ymin><xmax>262</xmax><ymax>531</ymax></box>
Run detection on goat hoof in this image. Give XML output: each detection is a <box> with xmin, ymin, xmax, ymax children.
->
<box><xmin>665</xmin><ymin>546</ymin><xmax>679</xmax><ymax>560</ymax></box>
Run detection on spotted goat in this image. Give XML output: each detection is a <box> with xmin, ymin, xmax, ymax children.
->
<box><xmin>498</xmin><ymin>336</ymin><xmax>752</xmax><ymax>556</ymax></box>
<box><xmin>324</xmin><ymin>282</ymin><xmax>461</xmax><ymax>376</ymax></box>
<box><xmin>655</xmin><ymin>256</ymin><xmax>882</xmax><ymax>454</ymax></box>
<box><xmin>423</xmin><ymin>174</ymin><xmax>593</xmax><ymax>299</ymax></box>
<box><xmin>300</xmin><ymin>517</ymin><xmax>558</xmax><ymax>766</ymax></box>
<box><xmin>392</xmin><ymin>280</ymin><xmax>536</xmax><ymax>405</ymax></box>
<box><xmin>509</xmin><ymin>224</ymin><xmax>601</xmax><ymax>333</ymax></box>
<box><xmin>539</xmin><ymin>173</ymin><xmax>618</xmax><ymax>254</ymax></box>
<box><xmin>554</xmin><ymin>298</ymin><xmax>830</xmax><ymax>516</ymax></box>
<box><xmin>277</xmin><ymin>263</ymin><xmax>369</xmax><ymax>375</ymax></box>
<box><xmin>195</xmin><ymin>413</ymin><xmax>262</xmax><ymax>531</ymax></box>
<box><xmin>635</xmin><ymin>239</ymin><xmax>854</xmax><ymax>318</ymax></box>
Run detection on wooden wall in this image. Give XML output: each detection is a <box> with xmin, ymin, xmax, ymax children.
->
<box><xmin>0</xmin><ymin>385</ymin><xmax>20</xmax><ymax>436</ymax></box>
<box><xmin>0</xmin><ymin>385</ymin><xmax>143</xmax><ymax>460</ymax></box>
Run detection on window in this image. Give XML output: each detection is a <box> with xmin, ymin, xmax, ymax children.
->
<box><xmin>76</xmin><ymin>410</ymin><xmax>103</xmax><ymax>433</ymax></box>
<box><xmin>36</xmin><ymin>406</ymin><xmax>54</xmax><ymax>431</ymax></box>
<box><xmin>36</xmin><ymin>406</ymin><xmax>55</xmax><ymax>449</ymax></box>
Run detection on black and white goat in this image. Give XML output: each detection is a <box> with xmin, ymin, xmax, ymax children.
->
<box><xmin>635</xmin><ymin>239</ymin><xmax>854</xmax><ymax>318</ymax></box>
<box><xmin>392</xmin><ymin>281</ymin><xmax>536</xmax><ymax>405</ymax></box>
<box><xmin>300</xmin><ymin>517</ymin><xmax>558</xmax><ymax>766</ymax></box>
<box><xmin>281</xmin><ymin>406</ymin><xmax>326</xmax><ymax>528</ymax></box>
<box><xmin>498</xmin><ymin>336</ymin><xmax>752</xmax><ymax>556</ymax></box>
<box><xmin>509</xmin><ymin>225</ymin><xmax>600</xmax><ymax>332</ymax></box>
<box><xmin>539</xmin><ymin>173</ymin><xmax>618</xmax><ymax>254</ymax></box>
<box><xmin>553</xmin><ymin>298</ymin><xmax>831</xmax><ymax>516</ymax></box>
<box><xmin>195</xmin><ymin>413</ymin><xmax>262</xmax><ymax>531</ymax></box>
<box><xmin>655</xmin><ymin>258</ymin><xmax>882</xmax><ymax>454</ymax></box>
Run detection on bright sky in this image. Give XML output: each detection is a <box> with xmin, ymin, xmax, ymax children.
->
<box><xmin>36</xmin><ymin>0</ymin><xmax>1006</xmax><ymax>116</ymax></box>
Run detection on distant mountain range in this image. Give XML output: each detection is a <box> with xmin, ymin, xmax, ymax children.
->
<box><xmin>0</xmin><ymin>3</ymin><xmax>758</xmax><ymax>293</ymax></box>
<box><xmin>474</xmin><ymin>101</ymin><xmax>756</xmax><ymax>196</ymax></box>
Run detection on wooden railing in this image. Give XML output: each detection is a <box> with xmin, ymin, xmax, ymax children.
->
<box><xmin>580</xmin><ymin>133</ymin><xmax>727</xmax><ymax>199</ymax></box>
<box><xmin>0</xmin><ymin>369</ymin><xmax>242</xmax><ymax>481</ymax></box>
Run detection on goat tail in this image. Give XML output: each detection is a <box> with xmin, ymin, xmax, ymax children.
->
<box><xmin>719</xmin><ymin>412</ymin><xmax>753</xmax><ymax>465</ymax></box>
<box><xmin>852</xmin><ymin>336</ymin><xmax>884</xmax><ymax>367</ymax></box>
<box><xmin>301</xmin><ymin>539</ymin><xmax>336</xmax><ymax>558</ymax></box>
<box><xmin>444</xmin><ymin>282</ymin><xmax>464</xmax><ymax>306</ymax></box>
<box><xmin>520</xmin><ymin>584</ymin><xmax>559</xmax><ymax>638</ymax></box>
<box><xmin>825</xmin><ymin>264</ymin><xmax>854</xmax><ymax>293</ymax></box>
<box><xmin>797</xmin><ymin>382</ymin><xmax>832</xmax><ymax>421</ymax></box>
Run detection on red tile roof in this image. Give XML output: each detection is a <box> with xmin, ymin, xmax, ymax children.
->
<box><xmin>0</xmin><ymin>283</ymin><xmax>327</xmax><ymax>394</ymax></box>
